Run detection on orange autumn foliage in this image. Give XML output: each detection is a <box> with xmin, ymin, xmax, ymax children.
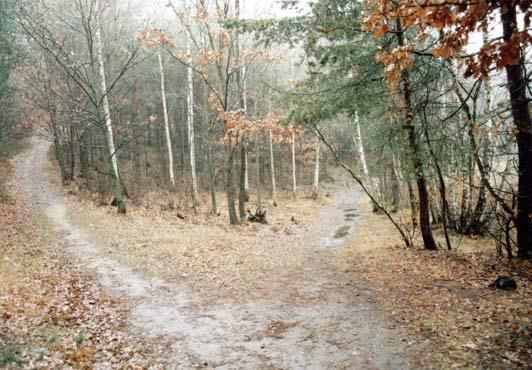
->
<box><xmin>362</xmin><ymin>0</ymin><xmax>532</xmax><ymax>79</ymax></box>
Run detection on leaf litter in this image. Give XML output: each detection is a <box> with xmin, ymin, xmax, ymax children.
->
<box><xmin>329</xmin><ymin>202</ymin><xmax>532</xmax><ymax>369</ymax></box>
<box><xmin>1</xmin><ymin>152</ymin><xmax>167</xmax><ymax>369</ymax></box>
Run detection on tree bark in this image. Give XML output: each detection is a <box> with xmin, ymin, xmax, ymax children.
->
<box><xmin>422</xmin><ymin>108</ymin><xmax>452</xmax><ymax>249</ymax></box>
<box><xmin>501</xmin><ymin>2</ymin><xmax>532</xmax><ymax>259</ymax></box>
<box><xmin>226</xmin><ymin>145</ymin><xmax>239</xmax><ymax>224</ymax></box>
<box><xmin>354</xmin><ymin>113</ymin><xmax>379</xmax><ymax>212</ymax></box>
<box><xmin>158</xmin><ymin>51</ymin><xmax>175</xmax><ymax>187</ymax></box>
<box><xmin>390</xmin><ymin>157</ymin><xmax>401</xmax><ymax>212</ymax></box>
<box><xmin>186</xmin><ymin>16</ymin><xmax>198</xmax><ymax>211</ymax></box>
<box><xmin>94</xmin><ymin>0</ymin><xmax>125</xmax><ymax>214</ymax></box>
<box><xmin>207</xmin><ymin>146</ymin><xmax>217</xmax><ymax>214</ymax></box>
<box><xmin>80</xmin><ymin>129</ymin><xmax>91</xmax><ymax>180</ymax></box>
<box><xmin>238</xmin><ymin>143</ymin><xmax>248</xmax><ymax>219</ymax></box>
<box><xmin>312</xmin><ymin>129</ymin><xmax>320</xmax><ymax>199</ymax></box>
<box><xmin>269</xmin><ymin>129</ymin><xmax>278</xmax><ymax>206</ymax></box>
<box><xmin>396</xmin><ymin>19</ymin><xmax>436</xmax><ymax>250</ymax></box>
<box><xmin>291</xmin><ymin>130</ymin><xmax>297</xmax><ymax>198</ymax></box>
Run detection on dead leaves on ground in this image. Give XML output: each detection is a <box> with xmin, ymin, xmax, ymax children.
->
<box><xmin>332</xmin><ymin>212</ymin><xmax>532</xmax><ymax>369</ymax></box>
<box><xmin>65</xmin><ymin>188</ymin><xmax>333</xmax><ymax>301</ymax></box>
<box><xmin>0</xmin><ymin>163</ymin><xmax>164</xmax><ymax>368</ymax></box>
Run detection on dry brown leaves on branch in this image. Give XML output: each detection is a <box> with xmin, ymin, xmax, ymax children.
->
<box><xmin>138</xmin><ymin>28</ymin><xmax>176</xmax><ymax>49</ymax></box>
<box><xmin>363</xmin><ymin>0</ymin><xmax>532</xmax><ymax>80</ymax></box>
<box><xmin>219</xmin><ymin>110</ymin><xmax>301</xmax><ymax>146</ymax></box>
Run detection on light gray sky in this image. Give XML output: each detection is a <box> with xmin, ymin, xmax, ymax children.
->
<box><xmin>127</xmin><ymin>0</ymin><xmax>307</xmax><ymax>25</ymax></box>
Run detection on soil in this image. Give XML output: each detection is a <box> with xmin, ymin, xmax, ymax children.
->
<box><xmin>13</xmin><ymin>138</ymin><xmax>417</xmax><ymax>368</ymax></box>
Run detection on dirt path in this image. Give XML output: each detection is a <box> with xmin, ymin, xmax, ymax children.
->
<box><xmin>13</xmin><ymin>138</ymin><xmax>415</xmax><ymax>369</ymax></box>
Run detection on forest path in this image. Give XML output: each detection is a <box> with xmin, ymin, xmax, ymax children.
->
<box><xmin>13</xmin><ymin>138</ymin><xmax>415</xmax><ymax>369</ymax></box>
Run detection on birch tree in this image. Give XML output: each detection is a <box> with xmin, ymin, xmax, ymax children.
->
<box><xmin>291</xmin><ymin>129</ymin><xmax>297</xmax><ymax>198</ymax></box>
<box><xmin>185</xmin><ymin>10</ymin><xmax>198</xmax><ymax>210</ymax></box>
<box><xmin>268</xmin><ymin>128</ymin><xmax>277</xmax><ymax>206</ymax></box>
<box><xmin>18</xmin><ymin>0</ymin><xmax>138</xmax><ymax>214</ymax></box>
<box><xmin>312</xmin><ymin>128</ymin><xmax>320</xmax><ymax>198</ymax></box>
<box><xmin>94</xmin><ymin>0</ymin><xmax>126</xmax><ymax>214</ymax></box>
<box><xmin>158</xmin><ymin>51</ymin><xmax>175</xmax><ymax>186</ymax></box>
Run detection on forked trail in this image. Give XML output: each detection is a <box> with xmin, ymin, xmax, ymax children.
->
<box><xmin>13</xmin><ymin>138</ymin><xmax>415</xmax><ymax>369</ymax></box>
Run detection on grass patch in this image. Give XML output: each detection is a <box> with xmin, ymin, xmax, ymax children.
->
<box><xmin>73</xmin><ymin>328</ymin><xmax>85</xmax><ymax>345</ymax></box>
<box><xmin>1</xmin><ymin>346</ymin><xmax>21</xmax><ymax>366</ymax></box>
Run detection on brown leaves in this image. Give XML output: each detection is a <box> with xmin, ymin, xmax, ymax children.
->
<box><xmin>432</xmin><ymin>33</ymin><xmax>465</xmax><ymax>59</ymax></box>
<box><xmin>138</xmin><ymin>28</ymin><xmax>175</xmax><ymax>49</ymax></box>
<box><xmin>363</xmin><ymin>0</ymin><xmax>531</xmax><ymax>81</ymax></box>
<box><xmin>463</xmin><ymin>31</ymin><xmax>532</xmax><ymax>77</ymax></box>
<box><xmin>218</xmin><ymin>110</ymin><xmax>300</xmax><ymax>146</ymax></box>
<box><xmin>375</xmin><ymin>46</ymin><xmax>414</xmax><ymax>83</ymax></box>
<box><xmin>332</xmin><ymin>208</ymin><xmax>532</xmax><ymax>368</ymax></box>
<box><xmin>0</xmin><ymin>158</ymin><xmax>160</xmax><ymax>368</ymax></box>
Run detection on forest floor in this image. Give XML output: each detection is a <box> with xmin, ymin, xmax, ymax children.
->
<box><xmin>2</xmin><ymin>137</ymin><xmax>530</xmax><ymax>368</ymax></box>
<box><xmin>330</xmin><ymin>205</ymin><xmax>532</xmax><ymax>368</ymax></box>
<box><xmin>0</xmin><ymin>142</ymin><xmax>166</xmax><ymax>368</ymax></box>
<box><xmin>3</xmin><ymin>138</ymin><xmax>416</xmax><ymax>368</ymax></box>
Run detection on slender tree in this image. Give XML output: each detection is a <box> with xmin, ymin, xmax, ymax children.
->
<box><xmin>157</xmin><ymin>51</ymin><xmax>176</xmax><ymax>187</ymax></box>
<box><xmin>94</xmin><ymin>0</ymin><xmax>126</xmax><ymax>213</ymax></box>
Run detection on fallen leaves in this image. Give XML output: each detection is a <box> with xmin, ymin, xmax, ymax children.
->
<box><xmin>330</xmin><ymin>208</ymin><xmax>532</xmax><ymax>369</ymax></box>
<box><xmin>65</xmin><ymin>187</ymin><xmax>333</xmax><ymax>301</ymax></box>
<box><xmin>0</xmin><ymin>157</ymin><xmax>166</xmax><ymax>368</ymax></box>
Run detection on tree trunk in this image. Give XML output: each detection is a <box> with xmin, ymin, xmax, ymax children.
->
<box><xmin>466</xmin><ymin>44</ymin><xmax>493</xmax><ymax>233</ymax></box>
<box><xmin>236</xmin><ymin>65</ymin><xmax>249</xmax><ymax>218</ymax></box>
<box><xmin>95</xmin><ymin>0</ymin><xmax>125</xmax><ymax>214</ymax></box>
<box><xmin>407</xmin><ymin>181</ymin><xmax>418</xmax><ymax>229</ymax></box>
<box><xmin>396</xmin><ymin>19</ymin><xmax>436</xmax><ymax>250</ymax></box>
<box><xmin>68</xmin><ymin>123</ymin><xmax>75</xmax><ymax>180</ymax></box>
<box><xmin>390</xmin><ymin>157</ymin><xmax>401</xmax><ymax>212</ymax></box>
<box><xmin>235</xmin><ymin>28</ymin><xmax>249</xmax><ymax>216</ymax></box>
<box><xmin>312</xmin><ymin>129</ymin><xmax>320</xmax><ymax>199</ymax></box>
<box><xmin>186</xmin><ymin>25</ymin><xmax>198</xmax><ymax>211</ymax></box>
<box><xmin>268</xmin><ymin>129</ymin><xmax>277</xmax><ymax>206</ymax></box>
<box><xmin>354</xmin><ymin>114</ymin><xmax>379</xmax><ymax>212</ymax></box>
<box><xmin>158</xmin><ymin>51</ymin><xmax>175</xmax><ymax>187</ymax></box>
<box><xmin>257</xmin><ymin>150</ymin><xmax>262</xmax><ymax>209</ymax></box>
<box><xmin>422</xmin><ymin>109</ymin><xmax>452</xmax><ymax>249</ymax></box>
<box><xmin>291</xmin><ymin>130</ymin><xmax>297</xmax><ymax>198</ymax></box>
<box><xmin>80</xmin><ymin>129</ymin><xmax>91</xmax><ymax>180</ymax></box>
<box><xmin>244</xmin><ymin>142</ymin><xmax>249</xmax><ymax>191</ymax></box>
<box><xmin>243</xmin><ymin>68</ymin><xmax>249</xmax><ymax>194</ymax></box>
<box><xmin>226</xmin><ymin>145</ymin><xmax>239</xmax><ymax>224</ymax></box>
<box><xmin>207</xmin><ymin>146</ymin><xmax>217</xmax><ymax>214</ymax></box>
<box><xmin>238</xmin><ymin>143</ymin><xmax>248</xmax><ymax>219</ymax></box>
<box><xmin>48</xmin><ymin>103</ymin><xmax>67</xmax><ymax>185</ymax></box>
<box><xmin>501</xmin><ymin>2</ymin><xmax>532</xmax><ymax>259</ymax></box>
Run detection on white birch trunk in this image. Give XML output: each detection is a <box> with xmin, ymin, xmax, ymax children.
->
<box><xmin>186</xmin><ymin>23</ymin><xmax>198</xmax><ymax>207</ymax></box>
<box><xmin>244</xmin><ymin>146</ymin><xmax>249</xmax><ymax>191</ymax></box>
<box><xmin>291</xmin><ymin>130</ymin><xmax>297</xmax><ymax>198</ymax></box>
<box><xmin>482</xmin><ymin>22</ymin><xmax>494</xmax><ymax>145</ymax></box>
<box><xmin>354</xmin><ymin>113</ymin><xmax>369</xmax><ymax>178</ymax></box>
<box><xmin>158</xmin><ymin>51</ymin><xmax>175</xmax><ymax>186</ymax></box>
<box><xmin>95</xmin><ymin>2</ymin><xmax>118</xmax><ymax>180</ymax></box>
<box><xmin>354</xmin><ymin>112</ymin><xmax>380</xmax><ymax>210</ymax></box>
<box><xmin>94</xmin><ymin>0</ymin><xmax>124</xmax><ymax>213</ymax></box>
<box><xmin>268</xmin><ymin>129</ymin><xmax>277</xmax><ymax>205</ymax></box>
<box><xmin>242</xmin><ymin>65</ymin><xmax>249</xmax><ymax>192</ymax></box>
<box><xmin>312</xmin><ymin>129</ymin><xmax>320</xmax><ymax>197</ymax></box>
